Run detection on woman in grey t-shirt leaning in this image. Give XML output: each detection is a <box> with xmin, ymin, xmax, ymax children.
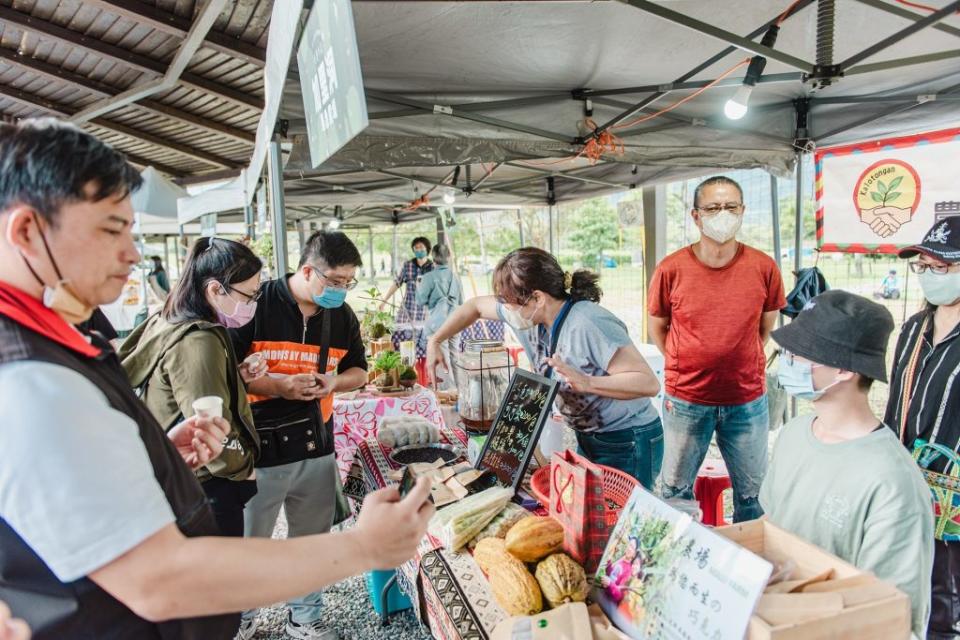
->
<box><xmin>426</xmin><ymin>247</ymin><xmax>663</xmax><ymax>488</ymax></box>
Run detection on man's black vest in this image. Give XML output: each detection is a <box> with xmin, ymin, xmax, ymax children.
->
<box><xmin>0</xmin><ymin>315</ymin><xmax>239</xmax><ymax>639</ymax></box>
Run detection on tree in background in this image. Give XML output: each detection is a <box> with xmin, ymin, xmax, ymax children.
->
<box><xmin>569</xmin><ymin>198</ymin><xmax>619</xmax><ymax>269</ymax></box>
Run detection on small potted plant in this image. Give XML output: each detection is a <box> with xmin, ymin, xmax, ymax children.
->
<box><xmin>359</xmin><ymin>287</ymin><xmax>395</xmax><ymax>349</ymax></box>
<box><xmin>399</xmin><ymin>366</ymin><xmax>418</xmax><ymax>389</ymax></box>
<box><xmin>373</xmin><ymin>350</ymin><xmax>403</xmax><ymax>389</ymax></box>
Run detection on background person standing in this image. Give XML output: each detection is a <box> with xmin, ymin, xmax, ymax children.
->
<box><xmin>380</xmin><ymin>236</ymin><xmax>433</xmax><ymax>324</ymax></box>
<box><xmin>648</xmin><ymin>175</ymin><xmax>786</xmax><ymax>522</ymax></box>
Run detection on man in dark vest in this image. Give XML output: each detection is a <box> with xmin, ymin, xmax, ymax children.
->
<box><xmin>0</xmin><ymin>119</ymin><xmax>434</xmax><ymax>639</ymax></box>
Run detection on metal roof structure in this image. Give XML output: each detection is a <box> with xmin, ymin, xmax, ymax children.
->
<box><xmin>2</xmin><ymin>0</ymin><xmax>959</xmax><ymax>228</ymax></box>
<box><xmin>0</xmin><ymin>0</ymin><xmax>269</xmax><ymax>176</ymax></box>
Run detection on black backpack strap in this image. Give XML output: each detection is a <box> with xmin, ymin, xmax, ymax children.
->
<box><xmin>318</xmin><ymin>308</ymin><xmax>331</xmax><ymax>376</ymax></box>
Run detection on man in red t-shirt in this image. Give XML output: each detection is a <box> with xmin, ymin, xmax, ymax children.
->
<box><xmin>648</xmin><ymin>176</ymin><xmax>786</xmax><ymax>522</ymax></box>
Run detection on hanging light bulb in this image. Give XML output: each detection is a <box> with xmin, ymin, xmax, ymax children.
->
<box><xmin>724</xmin><ymin>84</ymin><xmax>753</xmax><ymax>120</ymax></box>
<box><xmin>328</xmin><ymin>217</ymin><xmax>341</xmax><ymax>230</ymax></box>
<box><xmin>723</xmin><ymin>25</ymin><xmax>778</xmax><ymax>121</ymax></box>
<box><xmin>442</xmin><ymin>187</ymin><xmax>457</xmax><ymax>205</ymax></box>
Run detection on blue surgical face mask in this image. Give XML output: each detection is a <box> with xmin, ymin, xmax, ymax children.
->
<box><xmin>313</xmin><ymin>286</ymin><xmax>347</xmax><ymax>309</ymax></box>
<box><xmin>414</xmin><ymin>250</ymin><xmax>427</xmax><ymax>260</ymax></box>
<box><xmin>777</xmin><ymin>353</ymin><xmax>839</xmax><ymax>402</ymax></box>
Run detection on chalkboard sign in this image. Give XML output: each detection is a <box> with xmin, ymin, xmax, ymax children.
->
<box><xmin>475</xmin><ymin>369</ymin><xmax>559</xmax><ymax>492</ymax></box>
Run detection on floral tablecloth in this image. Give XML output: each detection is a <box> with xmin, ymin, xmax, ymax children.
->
<box><xmin>331</xmin><ymin>385</ymin><xmax>445</xmax><ymax>482</ymax></box>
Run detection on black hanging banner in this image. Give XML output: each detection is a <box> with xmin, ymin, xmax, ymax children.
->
<box><xmin>475</xmin><ymin>369</ymin><xmax>559</xmax><ymax>492</ymax></box>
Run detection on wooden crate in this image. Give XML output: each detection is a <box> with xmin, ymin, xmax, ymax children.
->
<box><xmin>715</xmin><ymin>520</ymin><xmax>911</xmax><ymax>640</ymax></box>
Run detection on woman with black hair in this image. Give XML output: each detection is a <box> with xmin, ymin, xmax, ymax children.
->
<box><xmin>120</xmin><ymin>237</ymin><xmax>265</xmax><ymax>536</ymax></box>
<box><xmin>380</xmin><ymin>236</ymin><xmax>434</xmax><ymax>324</ymax></box>
<box><xmin>426</xmin><ymin>247</ymin><xmax>662</xmax><ymax>487</ymax></box>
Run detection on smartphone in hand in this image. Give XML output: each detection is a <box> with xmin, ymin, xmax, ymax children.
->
<box><xmin>398</xmin><ymin>466</ymin><xmax>418</xmax><ymax>499</ymax></box>
<box><xmin>398</xmin><ymin>466</ymin><xmax>434</xmax><ymax>504</ymax></box>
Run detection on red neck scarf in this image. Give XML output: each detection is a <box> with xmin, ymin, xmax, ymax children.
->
<box><xmin>0</xmin><ymin>280</ymin><xmax>100</xmax><ymax>358</ymax></box>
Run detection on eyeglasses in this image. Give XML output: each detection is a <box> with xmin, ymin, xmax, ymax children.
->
<box><xmin>228</xmin><ymin>284</ymin><xmax>263</xmax><ymax>302</ymax></box>
<box><xmin>779</xmin><ymin>349</ymin><xmax>825</xmax><ymax>369</ymax></box>
<box><xmin>495</xmin><ymin>294</ymin><xmax>531</xmax><ymax>307</ymax></box>
<box><xmin>313</xmin><ymin>268</ymin><xmax>359</xmax><ymax>291</ymax></box>
<box><xmin>909</xmin><ymin>261</ymin><xmax>952</xmax><ymax>275</ymax></box>
<box><xmin>695</xmin><ymin>203</ymin><xmax>744</xmax><ymax>216</ymax></box>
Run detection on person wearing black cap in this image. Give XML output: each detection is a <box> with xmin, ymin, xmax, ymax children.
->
<box><xmin>761</xmin><ymin>290</ymin><xmax>933</xmax><ymax>639</ymax></box>
<box><xmin>886</xmin><ymin>216</ymin><xmax>960</xmax><ymax>640</ymax></box>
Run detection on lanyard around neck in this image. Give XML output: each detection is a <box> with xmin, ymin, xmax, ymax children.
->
<box><xmin>543</xmin><ymin>299</ymin><xmax>577</xmax><ymax>378</ymax></box>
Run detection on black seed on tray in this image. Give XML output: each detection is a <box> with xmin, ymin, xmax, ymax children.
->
<box><xmin>391</xmin><ymin>447</ymin><xmax>459</xmax><ymax>465</ymax></box>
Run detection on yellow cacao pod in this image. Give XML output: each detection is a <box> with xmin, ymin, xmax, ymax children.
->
<box><xmin>487</xmin><ymin>559</ymin><xmax>543</xmax><ymax>616</ymax></box>
<box><xmin>535</xmin><ymin>553</ymin><xmax>589</xmax><ymax>608</ymax></box>
<box><xmin>505</xmin><ymin>516</ymin><xmax>565</xmax><ymax>563</ymax></box>
<box><xmin>473</xmin><ymin>537</ymin><xmax>517</xmax><ymax>574</ymax></box>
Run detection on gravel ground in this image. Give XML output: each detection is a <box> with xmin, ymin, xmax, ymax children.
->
<box><xmin>250</xmin><ymin>509</ymin><xmax>432</xmax><ymax>640</ymax></box>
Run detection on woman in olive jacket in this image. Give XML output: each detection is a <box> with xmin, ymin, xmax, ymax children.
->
<box><xmin>120</xmin><ymin>237</ymin><xmax>265</xmax><ymax>536</ymax></box>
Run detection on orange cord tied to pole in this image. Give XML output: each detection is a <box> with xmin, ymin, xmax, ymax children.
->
<box><xmin>579</xmin><ymin>118</ymin><xmax>624</xmax><ymax>164</ymax></box>
<box><xmin>402</xmin><ymin>193</ymin><xmax>431</xmax><ymax>212</ymax></box>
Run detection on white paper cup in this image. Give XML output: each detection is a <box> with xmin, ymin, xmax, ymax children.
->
<box><xmin>192</xmin><ymin>396</ymin><xmax>223</xmax><ymax>419</ymax></box>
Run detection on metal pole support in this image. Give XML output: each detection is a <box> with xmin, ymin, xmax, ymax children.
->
<box><xmin>268</xmin><ymin>135</ymin><xmax>289</xmax><ymax>276</ymax></box>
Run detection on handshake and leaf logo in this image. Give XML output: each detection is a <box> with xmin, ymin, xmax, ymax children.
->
<box><xmin>855</xmin><ymin>159</ymin><xmax>921</xmax><ymax>239</ymax></box>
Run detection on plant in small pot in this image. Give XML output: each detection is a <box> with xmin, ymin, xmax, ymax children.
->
<box><xmin>399</xmin><ymin>365</ymin><xmax>418</xmax><ymax>389</ymax></box>
<box><xmin>359</xmin><ymin>287</ymin><xmax>395</xmax><ymax>344</ymax></box>
<box><xmin>373</xmin><ymin>350</ymin><xmax>403</xmax><ymax>389</ymax></box>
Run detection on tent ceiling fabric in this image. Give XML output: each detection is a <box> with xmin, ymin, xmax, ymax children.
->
<box><xmin>6</xmin><ymin>0</ymin><xmax>956</xmax><ymax>222</ymax></box>
<box><xmin>274</xmin><ymin>0</ymin><xmax>960</xmax><ymax>217</ymax></box>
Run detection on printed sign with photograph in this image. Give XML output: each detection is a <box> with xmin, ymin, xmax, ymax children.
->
<box><xmin>595</xmin><ymin>488</ymin><xmax>771</xmax><ymax>640</ymax></box>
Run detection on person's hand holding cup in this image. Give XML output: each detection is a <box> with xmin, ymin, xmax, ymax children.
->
<box><xmin>239</xmin><ymin>352</ymin><xmax>268</xmax><ymax>383</ymax></box>
<box><xmin>192</xmin><ymin>396</ymin><xmax>223</xmax><ymax>419</ymax></box>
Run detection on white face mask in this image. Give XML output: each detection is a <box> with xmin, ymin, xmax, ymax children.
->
<box><xmin>700</xmin><ymin>211</ymin><xmax>742</xmax><ymax>243</ymax></box>
<box><xmin>502</xmin><ymin>299</ymin><xmax>538</xmax><ymax>329</ymax></box>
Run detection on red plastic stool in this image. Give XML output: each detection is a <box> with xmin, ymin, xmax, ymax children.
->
<box><xmin>694</xmin><ymin>459</ymin><xmax>732</xmax><ymax>526</ymax></box>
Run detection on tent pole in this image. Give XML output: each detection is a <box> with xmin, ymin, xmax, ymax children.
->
<box><xmin>791</xmin><ymin>153</ymin><xmax>804</xmax><ymax>419</ymax></box>
<box><xmin>517</xmin><ymin>210</ymin><xmax>525</xmax><ymax>246</ymax></box>
<box><xmin>244</xmin><ymin>203</ymin><xmax>255</xmax><ymax>241</ymax></box>
<box><xmin>391</xmin><ymin>222</ymin><xmax>398</xmax><ymax>276</ymax></box>
<box><xmin>268</xmin><ymin>135</ymin><xmax>289</xmax><ymax>276</ymax></box>
<box><xmin>794</xmin><ymin>154</ymin><xmax>803</xmax><ymax>278</ymax></box>
<box><xmin>368</xmin><ymin>226</ymin><xmax>375</xmax><ymax>284</ymax></box>
<box><xmin>770</xmin><ymin>173</ymin><xmax>783</xmax><ymax>328</ymax></box>
<box><xmin>477</xmin><ymin>211</ymin><xmax>487</xmax><ymax>278</ymax></box>
<box><xmin>162</xmin><ymin>236</ymin><xmax>170</xmax><ymax>275</ymax></box>
<box><xmin>548</xmin><ymin>205</ymin><xmax>556</xmax><ymax>254</ymax></box>
<box><xmin>177</xmin><ymin>224</ymin><xmax>186</xmax><ymax>271</ymax></box>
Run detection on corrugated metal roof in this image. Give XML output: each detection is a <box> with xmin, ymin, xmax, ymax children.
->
<box><xmin>0</xmin><ymin>0</ymin><xmax>269</xmax><ymax>178</ymax></box>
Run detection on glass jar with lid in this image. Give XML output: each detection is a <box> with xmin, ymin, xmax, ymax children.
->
<box><xmin>455</xmin><ymin>339</ymin><xmax>512</xmax><ymax>432</ymax></box>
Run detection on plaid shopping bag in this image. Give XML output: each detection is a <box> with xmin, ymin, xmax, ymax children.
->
<box><xmin>549</xmin><ymin>449</ymin><xmax>608</xmax><ymax>575</ymax></box>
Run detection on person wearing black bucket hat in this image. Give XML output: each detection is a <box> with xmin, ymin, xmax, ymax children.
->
<box><xmin>887</xmin><ymin>216</ymin><xmax>960</xmax><ymax>640</ymax></box>
<box><xmin>761</xmin><ymin>290</ymin><xmax>933</xmax><ymax>639</ymax></box>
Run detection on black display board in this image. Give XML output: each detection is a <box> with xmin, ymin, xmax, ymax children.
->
<box><xmin>475</xmin><ymin>369</ymin><xmax>559</xmax><ymax>492</ymax></box>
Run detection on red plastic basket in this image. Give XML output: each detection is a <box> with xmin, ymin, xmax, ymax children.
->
<box><xmin>530</xmin><ymin>463</ymin><xmax>639</xmax><ymax>528</ymax></box>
